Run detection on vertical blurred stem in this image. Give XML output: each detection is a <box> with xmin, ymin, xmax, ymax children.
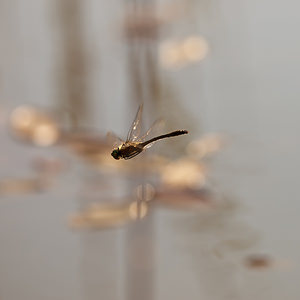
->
<box><xmin>125</xmin><ymin>1</ymin><xmax>158</xmax><ymax>300</ymax></box>
<box><xmin>56</xmin><ymin>0</ymin><xmax>89</xmax><ymax>128</ymax></box>
<box><xmin>126</xmin><ymin>1</ymin><xmax>144</xmax><ymax>106</ymax></box>
<box><xmin>125</xmin><ymin>0</ymin><xmax>160</xmax><ymax>113</ymax></box>
<box><xmin>126</xmin><ymin>215</ymin><xmax>155</xmax><ymax>300</ymax></box>
<box><xmin>128</xmin><ymin>39</ymin><xmax>144</xmax><ymax>106</ymax></box>
<box><xmin>144</xmin><ymin>0</ymin><xmax>161</xmax><ymax>110</ymax></box>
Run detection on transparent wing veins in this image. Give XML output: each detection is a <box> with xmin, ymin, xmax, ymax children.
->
<box><xmin>126</xmin><ymin>103</ymin><xmax>143</xmax><ymax>142</ymax></box>
<box><xmin>106</xmin><ymin>131</ymin><xmax>124</xmax><ymax>147</ymax></box>
<box><xmin>137</xmin><ymin>118</ymin><xmax>165</xmax><ymax>143</ymax></box>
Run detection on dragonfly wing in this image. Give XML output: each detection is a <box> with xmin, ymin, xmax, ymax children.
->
<box><xmin>106</xmin><ymin>131</ymin><xmax>124</xmax><ymax>147</ymax></box>
<box><xmin>138</xmin><ymin>118</ymin><xmax>165</xmax><ymax>142</ymax></box>
<box><xmin>126</xmin><ymin>103</ymin><xmax>143</xmax><ymax>142</ymax></box>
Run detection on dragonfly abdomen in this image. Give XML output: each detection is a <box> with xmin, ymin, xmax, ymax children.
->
<box><xmin>141</xmin><ymin>130</ymin><xmax>188</xmax><ymax>147</ymax></box>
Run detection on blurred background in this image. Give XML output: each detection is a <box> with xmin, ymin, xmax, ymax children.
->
<box><xmin>0</xmin><ymin>0</ymin><xmax>299</xmax><ymax>299</ymax></box>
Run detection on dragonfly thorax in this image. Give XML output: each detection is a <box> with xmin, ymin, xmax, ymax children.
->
<box><xmin>111</xmin><ymin>143</ymin><xmax>144</xmax><ymax>160</ymax></box>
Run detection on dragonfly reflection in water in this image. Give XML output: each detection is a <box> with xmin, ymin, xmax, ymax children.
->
<box><xmin>110</xmin><ymin>104</ymin><xmax>188</xmax><ymax>160</ymax></box>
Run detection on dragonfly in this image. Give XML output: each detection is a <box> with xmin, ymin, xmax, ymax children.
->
<box><xmin>110</xmin><ymin>104</ymin><xmax>188</xmax><ymax>160</ymax></box>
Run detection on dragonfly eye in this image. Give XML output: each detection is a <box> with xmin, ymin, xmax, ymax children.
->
<box><xmin>111</xmin><ymin>149</ymin><xmax>120</xmax><ymax>160</ymax></box>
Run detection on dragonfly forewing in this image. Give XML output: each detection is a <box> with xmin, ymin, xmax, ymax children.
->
<box><xmin>126</xmin><ymin>103</ymin><xmax>143</xmax><ymax>142</ymax></box>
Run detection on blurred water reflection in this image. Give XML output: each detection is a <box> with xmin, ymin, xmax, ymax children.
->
<box><xmin>9</xmin><ymin>106</ymin><xmax>60</xmax><ymax>146</ymax></box>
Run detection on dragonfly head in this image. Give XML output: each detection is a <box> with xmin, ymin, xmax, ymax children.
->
<box><xmin>111</xmin><ymin>148</ymin><xmax>121</xmax><ymax>160</ymax></box>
